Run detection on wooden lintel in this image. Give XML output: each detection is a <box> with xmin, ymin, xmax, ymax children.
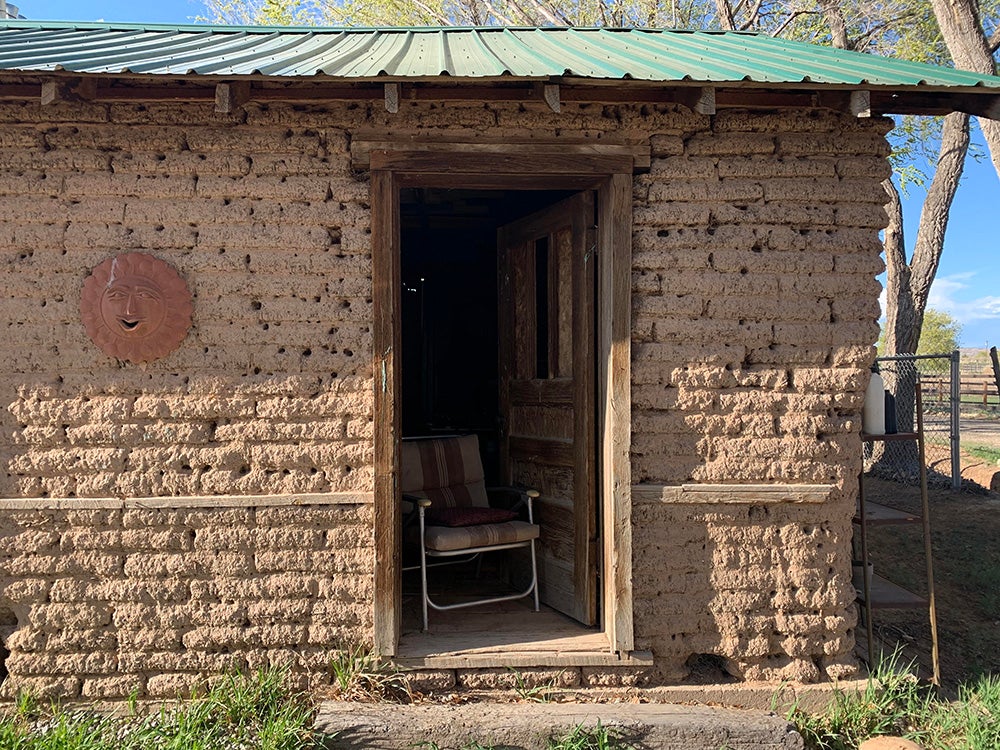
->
<box><xmin>372</xmin><ymin>149</ymin><xmax>633</xmax><ymax>176</ymax></box>
<box><xmin>632</xmin><ymin>483</ymin><xmax>835</xmax><ymax>505</ymax></box>
<box><xmin>850</xmin><ymin>89</ymin><xmax>872</xmax><ymax>118</ymax></box>
<box><xmin>215</xmin><ymin>81</ymin><xmax>250</xmax><ymax>114</ymax></box>
<box><xmin>353</xmin><ymin>138</ymin><xmax>648</xmax><ymax>172</ymax></box>
<box><xmin>385</xmin><ymin>82</ymin><xmax>400</xmax><ymax>113</ymax></box>
<box><xmin>543</xmin><ymin>83</ymin><xmax>561</xmax><ymax>113</ymax></box>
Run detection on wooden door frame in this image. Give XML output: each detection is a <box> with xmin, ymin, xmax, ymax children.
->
<box><xmin>371</xmin><ymin>148</ymin><xmax>634</xmax><ymax>656</ymax></box>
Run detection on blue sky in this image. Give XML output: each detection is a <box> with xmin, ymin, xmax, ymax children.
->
<box><xmin>19</xmin><ymin>0</ymin><xmax>1000</xmax><ymax>350</ymax></box>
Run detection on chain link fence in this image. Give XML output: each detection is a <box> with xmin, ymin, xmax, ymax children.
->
<box><xmin>863</xmin><ymin>352</ymin><xmax>960</xmax><ymax>489</ymax></box>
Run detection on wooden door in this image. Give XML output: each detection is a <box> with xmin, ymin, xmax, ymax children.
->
<box><xmin>498</xmin><ymin>192</ymin><xmax>597</xmax><ymax>626</ymax></box>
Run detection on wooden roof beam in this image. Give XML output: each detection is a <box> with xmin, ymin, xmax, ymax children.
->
<box><xmin>93</xmin><ymin>84</ymin><xmax>215</xmax><ymax>102</ymax></box>
<box><xmin>676</xmin><ymin>86</ymin><xmax>716</xmax><ymax>115</ymax></box>
<box><xmin>385</xmin><ymin>82</ymin><xmax>399</xmax><ymax>113</ymax></box>
<box><xmin>0</xmin><ymin>83</ymin><xmax>39</xmax><ymax>101</ymax></box>
<box><xmin>40</xmin><ymin>77</ymin><xmax>95</xmax><ymax>105</ymax></box>
<box><xmin>869</xmin><ymin>90</ymin><xmax>1000</xmax><ymax>118</ymax></box>
<box><xmin>215</xmin><ymin>81</ymin><xmax>250</xmax><ymax>113</ymax></box>
<box><xmin>543</xmin><ymin>83</ymin><xmax>560</xmax><ymax>113</ymax></box>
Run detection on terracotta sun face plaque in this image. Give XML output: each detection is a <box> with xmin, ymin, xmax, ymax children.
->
<box><xmin>80</xmin><ymin>252</ymin><xmax>193</xmax><ymax>364</ymax></box>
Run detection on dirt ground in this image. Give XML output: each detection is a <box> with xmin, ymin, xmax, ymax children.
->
<box><xmin>960</xmin><ymin>416</ymin><xmax>1000</xmax><ymax>452</ymax></box>
<box><xmin>863</xmin><ymin>460</ymin><xmax>1000</xmax><ymax>689</ymax></box>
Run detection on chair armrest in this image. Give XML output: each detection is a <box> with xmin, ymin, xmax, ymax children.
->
<box><xmin>486</xmin><ymin>485</ymin><xmax>539</xmax><ymax>522</ymax></box>
<box><xmin>401</xmin><ymin>494</ymin><xmax>432</xmax><ymax>532</ymax></box>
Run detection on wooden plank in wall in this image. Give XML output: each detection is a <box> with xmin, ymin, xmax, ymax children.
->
<box><xmin>599</xmin><ymin>172</ymin><xmax>634</xmax><ymax>652</ymax></box>
<box><xmin>372</xmin><ymin>168</ymin><xmax>401</xmax><ymax>657</ymax></box>
<box><xmin>573</xmin><ymin>211</ymin><xmax>597</xmax><ymax>629</ymax></box>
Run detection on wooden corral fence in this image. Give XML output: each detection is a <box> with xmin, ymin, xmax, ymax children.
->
<box><xmin>920</xmin><ymin>375</ymin><xmax>1000</xmax><ymax>405</ymax></box>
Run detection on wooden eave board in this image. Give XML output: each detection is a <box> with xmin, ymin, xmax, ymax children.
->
<box><xmin>0</xmin><ymin>70</ymin><xmax>997</xmax><ymax>116</ymax></box>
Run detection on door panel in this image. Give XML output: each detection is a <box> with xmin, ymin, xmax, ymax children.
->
<box><xmin>498</xmin><ymin>192</ymin><xmax>596</xmax><ymax>626</ymax></box>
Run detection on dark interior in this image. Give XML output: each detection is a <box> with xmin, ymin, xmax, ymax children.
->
<box><xmin>400</xmin><ymin>188</ymin><xmax>573</xmax><ymax>483</ymax></box>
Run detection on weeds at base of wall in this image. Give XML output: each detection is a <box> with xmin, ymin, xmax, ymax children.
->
<box><xmin>328</xmin><ymin>642</ymin><xmax>414</xmax><ymax>703</ymax></box>
<box><xmin>508</xmin><ymin>668</ymin><xmax>564</xmax><ymax>704</ymax></box>
<box><xmin>784</xmin><ymin>651</ymin><xmax>1000</xmax><ymax>750</ymax></box>
<box><xmin>0</xmin><ymin>666</ymin><xmax>325</xmax><ymax>750</ymax></box>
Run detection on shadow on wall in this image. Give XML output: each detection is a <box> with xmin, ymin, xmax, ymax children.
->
<box><xmin>0</xmin><ymin>607</ymin><xmax>15</xmax><ymax>688</ymax></box>
<box><xmin>634</xmin><ymin>500</ymin><xmax>856</xmax><ymax>683</ymax></box>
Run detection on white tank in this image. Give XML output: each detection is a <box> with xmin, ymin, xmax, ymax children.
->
<box><xmin>863</xmin><ymin>367</ymin><xmax>885</xmax><ymax>435</ymax></box>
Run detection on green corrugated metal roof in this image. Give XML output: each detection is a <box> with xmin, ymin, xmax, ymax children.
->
<box><xmin>0</xmin><ymin>20</ymin><xmax>997</xmax><ymax>90</ymax></box>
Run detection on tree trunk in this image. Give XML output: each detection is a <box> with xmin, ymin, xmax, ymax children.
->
<box><xmin>883</xmin><ymin>112</ymin><xmax>971</xmax><ymax>357</ymax></box>
<box><xmin>929</xmin><ymin>0</ymin><xmax>1000</xmax><ymax>180</ymax></box>
<box><xmin>882</xmin><ymin>178</ymin><xmax>914</xmax><ymax>356</ymax></box>
<box><xmin>877</xmin><ymin>114</ymin><xmax>968</xmax><ymax>475</ymax></box>
<box><xmin>714</xmin><ymin>0</ymin><xmax>736</xmax><ymax>30</ymax></box>
<box><xmin>820</xmin><ymin>0</ymin><xmax>851</xmax><ymax>49</ymax></box>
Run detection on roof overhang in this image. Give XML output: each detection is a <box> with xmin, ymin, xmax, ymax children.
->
<box><xmin>0</xmin><ymin>22</ymin><xmax>996</xmax><ymax>119</ymax></box>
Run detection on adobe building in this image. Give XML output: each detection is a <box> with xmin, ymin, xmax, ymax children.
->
<box><xmin>0</xmin><ymin>21</ymin><xmax>996</xmax><ymax>699</ymax></box>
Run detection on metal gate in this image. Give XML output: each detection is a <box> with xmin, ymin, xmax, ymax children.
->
<box><xmin>864</xmin><ymin>351</ymin><xmax>960</xmax><ymax>489</ymax></box>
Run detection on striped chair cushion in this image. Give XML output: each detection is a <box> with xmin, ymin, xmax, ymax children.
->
<box><xmin>424</xmin><ymin>520</ymin><xmax>540</xmax><ymax>552</ymax></box>
<box><xmin>401</xmin><ymin>435</ymin><xmax>489</xmax><ymax>509</ymax></box>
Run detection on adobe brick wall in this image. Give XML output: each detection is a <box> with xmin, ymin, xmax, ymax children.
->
<box><xmin>0</xmin><ymin>96</ymin><xmax>888</xmax><ymax>697</ymax></box>
<box><xmin>630</xmin><ymin>109</ymin><xmax>890</xmax><ymax>682</ymax></box>
<box><xmin>0</xmin><ymin>502</ymin><xmax>372</xmax><ymax>699</ymax></box>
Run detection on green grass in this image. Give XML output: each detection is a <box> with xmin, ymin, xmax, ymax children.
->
<box><xmin>788</xmin><ymin>655</ymin><xmax>1000</xmax><ymax>750</ymax></box>
<box><xmin>328</xmin><ymin>642</ymin><xmax>412</xmax><ymax>703</ymax></box>
<box><xmin>547</xmin><ymin>722</ymin><xmax>634</xmax><ymax>750</ymax></box>
<box><xmin>0</xmin><ymin>667</ymin><xmax>323</xmax><ymax>750</ymax></box>
<box><xmin>965</xmin><ymin>443</ymin><xmax>1000</xmax><ymax>464</ymax></box>
<box><xmin>507</xmin><ymin>668</ymin><xmax>562</xmax><ymax>703</ymax></box>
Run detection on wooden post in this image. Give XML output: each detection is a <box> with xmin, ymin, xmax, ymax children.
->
<box><xmin>372</xmin><ymin>166</ymin><xmax>400</xmax><ymax>656</ymax></box>
<box><xmin>991</xmin><ymin>346</ymin><xmax>1000</xmax><ymax>405</ymax></box>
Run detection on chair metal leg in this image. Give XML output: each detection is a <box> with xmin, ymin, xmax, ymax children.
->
<box><xmin>419</xmin><ymin>512</ymin><xmax>429</xmax><ymax>632</ymax></box>
<box><xmin>529</xmin><ymin>538</ymin><xmax>540</xmax><ymax>612</ymax></box>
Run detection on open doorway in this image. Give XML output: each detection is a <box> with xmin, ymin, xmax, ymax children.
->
<box><xmin>399</xmin><ymin>188</ymin><xmax>598</xmax><ymax>641</ymax></box>
<box><xmin>371</xmin><ymin>153</ymin><xmax>636</xmax><ymax>662</ymax></box>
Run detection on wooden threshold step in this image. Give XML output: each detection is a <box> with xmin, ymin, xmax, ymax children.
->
<box><xmin>395</xmin><ymin>649</ymin><xmax>655</xmax><ymax>669</ymax></box>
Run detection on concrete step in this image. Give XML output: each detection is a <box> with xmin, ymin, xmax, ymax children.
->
<box><xmin>315</xmin><ymin>701</ymin><xmax>804</xmax><ymax>749</ymax></box>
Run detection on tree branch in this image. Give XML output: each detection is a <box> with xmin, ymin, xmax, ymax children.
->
<box><xmin>989</xmin><ymin>27</ymin><xmax>1000</xmax><ymax>53</ymax></box>
<box><xmin>770</xmin><ymin>10</ymin><xmax>818</xmax><ymax>39</ymax></box>
<box><xmin>714</xmin><ymin>0</ymin><xmax>736</xmax><ymax>30</ymax></box>
<box><xmin>737</xmin><ymin>0</ymin><xmax>764</xmax><ymax>31</ymax></box>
